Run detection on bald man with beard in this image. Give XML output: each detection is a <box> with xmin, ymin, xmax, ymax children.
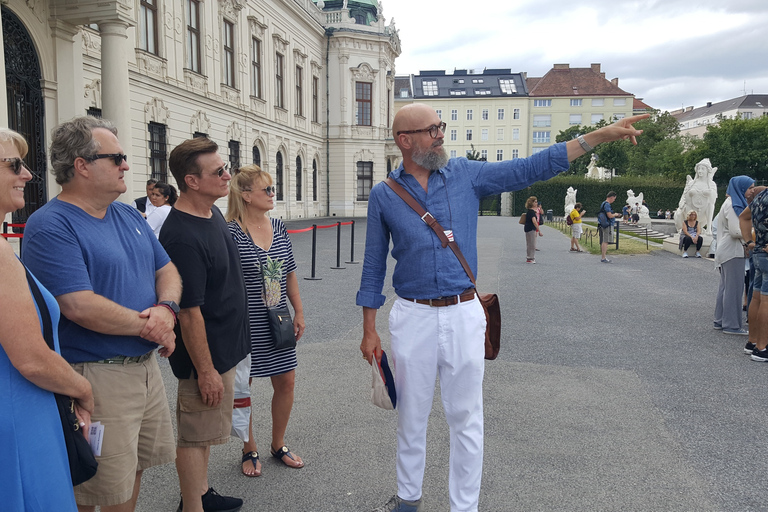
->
<box><xmin>358</xmin><ymin>103</ymin><xmax>648</xmax><ymax>512</ymax></box>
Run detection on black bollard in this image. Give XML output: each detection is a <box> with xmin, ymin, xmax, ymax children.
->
<box><xmin>304</xmin><ymin>224</ymin><xmax>322</xmax><ymax>280</ymax></box>
<box><xmin>331</xmin><ymin>221</ymin><xmax>345</xmax><ymax>269</ymax></box>
<box><xmin>346</xmin><ymin>220</ymin><xmax>358</xmax><ymax>264</ymax></box>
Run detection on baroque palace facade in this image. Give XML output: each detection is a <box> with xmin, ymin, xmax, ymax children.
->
<box><xmin>1</xmin><ymin>0</ymin><xmax>401</xmax><ymax>224</ymax></box>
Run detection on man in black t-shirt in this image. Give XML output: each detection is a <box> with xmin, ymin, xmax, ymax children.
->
<box><xmin>160</xmin><ymin>137</ymin><xmax>249</xmax><ymax>512</ymax></box>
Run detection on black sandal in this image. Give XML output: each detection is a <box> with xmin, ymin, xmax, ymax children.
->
<box><xmin>270</xmin><ymin>445</ymin><xmax>304</xmax><ymax>468</ymax></box>
<box><xmin>241</xmin><ymin>451</ymin><xmax>261</xmax><ymax>477</ymax></box>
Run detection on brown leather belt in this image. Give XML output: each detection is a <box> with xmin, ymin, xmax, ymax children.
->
<box><xmin>403</xmin><ymin>288</ymin><xmax>476</xmax><ymax>307</ymax></box>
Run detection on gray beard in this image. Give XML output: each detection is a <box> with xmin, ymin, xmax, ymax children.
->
<box><xmin>412</xmin><ymin>143</ymin><xmax>449</xmax><ymax>170</ymax></box>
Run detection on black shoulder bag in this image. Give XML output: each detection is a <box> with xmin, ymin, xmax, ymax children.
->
<box><xmin>23</xmin><ymin>266</ymin><xmax>98</xmax><ymax>486</ymax></box>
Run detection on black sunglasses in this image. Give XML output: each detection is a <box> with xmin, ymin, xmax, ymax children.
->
<box><xmin>262</xmin><ymin>186</ymin><xmax>276</xmax><ymax>195</ymax></box>
<box><xmin>0</xmin><ymin>157</ymin><xmax>30</xmax><ymax>175</ymax></box>
<box><xmin>396</xmin><ymin>122</ymin><xmax>446</xmax><ymax>139</ymax></box>
<box><xmin>84</xmin><ymin>153</ymin><xmax>128</xmax><ymax>166</ymax></box>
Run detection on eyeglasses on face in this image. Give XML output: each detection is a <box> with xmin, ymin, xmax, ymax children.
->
<box><xmin>208</xmin><ymin>161</ymin><xmax>230</xmax><ymax>177</ymax></box>
<box><xmin>84</xmin><ymin>153</ymin><xmax>128</xmax><ymax>166</ymax></box>
<box><xmin>0</xmin><ymin>157</ymin><xmax>30</xmax><ymax>175</ymax></box>
<box><xmin>396</xmin><ymin>122</ymin><xmax>446</xmax><ymax>139</ymax></box>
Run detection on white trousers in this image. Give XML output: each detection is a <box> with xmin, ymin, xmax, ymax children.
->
<box><xmin>389</xmin><ymin>296</ymin><xmax>486</xmax><ymax>512</ymax></box>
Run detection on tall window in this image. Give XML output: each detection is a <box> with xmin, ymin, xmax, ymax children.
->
<box><xmin>498</xmin><ymin>108</ymin><xmax>505</xmax><ymax>120</ymax></box>
<box><xmin>312</xmin><ymin>76</ymin><xmax>319</xmax><ymax>123</ymax></box>
<box><xmin>356</xmin><ymin>82</ymin><xmax>372</xmax><ymax>126</ymax></box>
<box><xmin>187</xmin><ymin>0</ymin><xmax>201</xmax><ymax>72</ymax></box>
<box><xmin>496</xmin><ymin>149</ymin><xmax>503</xmax><ymax>161</ymax></box>
<box><xmin>497</xmin><ymin>128</ymin><xmax>504</xmax><ymax>140</ymax></box>
<box><xmin>275</xmin><ymin>152</ymin><xmax>284</xmax><ymax>201</ymax></box>
<box><xmin>356</xmin><ymin>162</ymin><xmax>373</xmax><ymax>201</ymax></box>
<box><xmin>532</xmin><ymin>131</ymin><xmax>550</xmax><ymax>144</ymax></box>
<box><xmin>275</xmin><ymin>53</ymin><xmax>284</xmax><ymax>108</ymax></box>
<box><xmin>148</xmin><ymin>122</ymin><xmax>167</xmax><ymax>182</ymax></box>
<box><xmin>222</xmin><ymin>20</ymin><xmax>235</xmax><ymax>88</ymax></box>
<box><xmin>139</xmin><ymin>0</ymin><xmax>158</xmax><ymax>55</ymax></box>
<box><xmin>228</xmin><ymin>140</ymin><xmax>240</xmax><ymax>173</ymax></box>
<box><xmin>451</xmin><ymin>109</ymin><xmax>458</xmax><ymax>121</ymax></box>
<box><xmin>251</xmin><ymin>38</ymin><xmax>261</xmax><ymax>97</ymax></box>
<box><xmin>480</xmin><ymin>149</ymin><xmax>487</xmax><ymax>160</ymax></box>
<box><xmin>295</xmin><ymin>157</ymin><xmax>302</xmax><ymax>201</ymax></box>
<box><xmin>513</xmin><ymin>128</ymin><xmax>519</xmax><ymax>140</ymax></box>
<box><xmin>512</xmin><ymin>149</ymin><xmax>519</xmax><ymax>158</ymax></box>
<box><xmin>450</xmin><ymin>129</ymin><xmax>457</xmax><ymax>141</ymax></box>
<box><xmin>436</xmin><ymin>109</ymin><xmax>442</xmax><ymax>120</ymax></box>
<box><xmin>466</xmin><ymin>129</ymin><xmax>472</xmax><ymax>141</ymax></box>
<box><xmin>450</xmin><ymin>150</ymin><xmax>457</xmax><ymax>158</ymax></box>
<box><xmin>481</xmin><ymin>128</ymin><xmax>488</xmax><ymax>141</ymax></box>
<box><xmin>570</xmin><ymin>99</ymin><xmax>582</xmax><ymax>107</ymax></box>
<box><xmin>466</xmin><ymin>109</ymin><xmax>473</xmax><ymax>121</ymax></box>
<box><xmin>513</xmin><ymin>108</ymin><xmax>520</xmax><ymax>119</ymax></box>
<box><xmin>295</xmin><ymin>66</ymin><xmax>304</xmax><ymax>117</ymax></box>
<box><xmin>252</xmin><ymin>146</ymin><xmax>261</xmax><ymax>166</ymax></box>
<box><xmin>312</xmin><ymin>159</ymin><xmax>318</xmax><ymax>201</ymax></box>
<box><xmin>482</xmin><ymin>109</ymin><xmax>489</xmax><ymax>120</ymax></box>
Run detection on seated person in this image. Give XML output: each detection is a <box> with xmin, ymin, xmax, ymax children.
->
<box><xmin>680</xmin><ymin>210</ymin><xmax>703</xmax><ymax>258</ymax></box>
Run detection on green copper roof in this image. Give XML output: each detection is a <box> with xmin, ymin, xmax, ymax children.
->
<box><xmin>314</xmin><ymin>0</ymin><xmax>379</xmax><ymax>8</ymax></box>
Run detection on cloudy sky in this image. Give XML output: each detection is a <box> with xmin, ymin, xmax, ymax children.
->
<box><xmin>379</xmin><ymin>0</ymin><xmax>768</xmax><ymax>112</ymax></box>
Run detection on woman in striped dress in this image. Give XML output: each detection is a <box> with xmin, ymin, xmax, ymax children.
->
<box><xmin>227</xmin><ymin>165</ymin><xmax>306</xmax><ymax>476</ymax></box>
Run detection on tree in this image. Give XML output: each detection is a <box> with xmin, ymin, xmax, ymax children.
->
<box><xmin>466</xmin><ymin>143</ymin><xmax>481</xmax><ymax>161</ymax></box>
<box><xmin>555</xmin><ymin>124</ymin><xmax>595</xmax><ymax>175</ymax></box>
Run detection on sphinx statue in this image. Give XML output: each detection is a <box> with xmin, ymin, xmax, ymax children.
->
<box><xmin>674</xmin><ymin>158</ymin><xmax>718</xmax><ymax>236</ymax></box>
<box><xmin>564</xmin><ymin>187</ymin><xmax>577</xmax><ymax>216</ymax></box>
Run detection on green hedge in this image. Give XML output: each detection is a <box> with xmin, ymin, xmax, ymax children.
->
<box><xmin>510</xmin><ymin>175</ymin><xmax>727</xmax><ymax>217</ymax></box>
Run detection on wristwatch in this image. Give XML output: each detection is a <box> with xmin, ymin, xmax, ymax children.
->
<box><xmin>157</xmin><ymin>300</ymin><xmax>180</xmax><ymax>322</ymax></box>
<box><xmin>576</xmin><ymin>135</ymin><xmax>594</xmax><ymax>152</ymax></box>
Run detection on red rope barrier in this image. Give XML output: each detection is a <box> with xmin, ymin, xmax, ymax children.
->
<box><xmin>340</xmin><ymin>221</ymin><xmax>353</xmax><ymax>226</ymax></box>
<box><xmin>1</xmin><ymin>233</ymin><xmax>23</xmax><ymax>239</ymax></box>
<box><xmin>286</xmin><ymin>226</ymin><xmax>314</xmax><ymax>234</ymax></box>
<box><xmin>6</xmin><ymin>223</ymin><xmax>25</xmax><ymax>228</ymax></box>
<box><xmin>315</xmin><ymin>223</ymin><xmax>340</xmax><ymax>229</ymax></box>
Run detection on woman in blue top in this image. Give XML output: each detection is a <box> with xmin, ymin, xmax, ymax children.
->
<box><xmin>0</xmin><ymin>128</ymin><xmax>94</xmax><ymax>510</ymax></box>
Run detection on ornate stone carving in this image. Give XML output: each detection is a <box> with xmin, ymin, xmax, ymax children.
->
<box><xmin>273</xmin><ymin>33</ymin><xmax>288</xmax><ymax>54</ymax></box>
<box><xmin>184</xmin><ymin>69</ymin><xmax>208</xmax><ymax>95</ymax></box>
<box><xmin>350</xmin><ymin>62</ymin><xmax>377</xmax><ymax>82</ymax></box>
<box><xmin>227</xmin><ymin>121</ymin><xmax>242</xmax><ymax>141</ymax></box>
<box><xmin>83</xmin><ymin>78</ymin><xmax>101</xmax><ymax>108</ymax></box>
<box><xmin>81</xmin><ymin>29</ymin><xmax>102</xmax><ymax>56</ymax></box>
<box><xmin>145</xmin><ymin>97</ymin><xmax>169</xmax><ymax>124</ymax></box>
<box><xmin>135</xmin><ymin>50</ymin><xmax>167</xmax><ymax>80</ymax></box>
<box><xmin>219</xmin><ymin>0</ymin><xmax>245</xmax><ymax>20</ymax></box>
<box><xmin>675</xmin><ymin>158</ymin><xmax>718</xmax><ymax>236</ymax></box>
<box><xmin>190</xmin><ymin>110</ymin><xmax>211</xmax><ymax>134</ymax></box>
<box><xmin>250</xmin><ymin>97</ymin><xmax>266</xmax><ymax>115</ymax></box>
<box><xmin>275</xmin><ymin>107</ymin><xmax>288</xmax><ymax>125</ymax></box>
<box><xmin>248</xmin><ymin>15</ymin><xmax>267</xmax><ymax>38</ymax></box>
<box><xmin>221</xmin><ymin>86</ymin><xmax>241</xmax><ymax>106</ymax></box>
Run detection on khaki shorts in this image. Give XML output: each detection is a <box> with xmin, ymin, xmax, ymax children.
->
<box><xmin>176</xmin><ymin>367</ymin><xmax>236</xmax><ymax>447</ymax></box>
<box><xmin>599</xmin><ymin>225</ymin><xmax>614</xmax><ymax>244</ymax></box>
<box><xmin>72</xmin><ymin>353</ymin><xmax>175</xmax><ymax>507</ymax></box>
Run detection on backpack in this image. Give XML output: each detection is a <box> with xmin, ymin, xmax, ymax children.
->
<box><xmin>597</xmin><ymin>201</ymin><xmax>611</xmax><ymax>228</ymax></box>
<box><xmin>566</xmin><ymin>213</ymin><xmax>574</xmax><ymax>226</ymax></box>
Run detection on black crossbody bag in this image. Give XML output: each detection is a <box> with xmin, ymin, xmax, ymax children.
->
<box><xmin>23</xmin><ymin>266</ymin><xmax>98</xmax><ymax>486</ymax></box>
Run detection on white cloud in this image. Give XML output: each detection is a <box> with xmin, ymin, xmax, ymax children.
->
<box><xmin>381</xmin><ymin>0</ymin><xmax>768</xmax><ymax>112</ymax></box>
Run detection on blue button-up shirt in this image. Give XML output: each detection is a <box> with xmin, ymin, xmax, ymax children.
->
<box><xmin>356</xmin><ymin>142</ymin><xmax>569</xmax><ymax>308</ymax></box>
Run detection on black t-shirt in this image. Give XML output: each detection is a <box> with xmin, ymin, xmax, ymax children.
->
<box><xmin>524</xmin><ymin>209</ymin><xmax>538</xmax><ymax>232</ymax></box>
<box><xmin>159</xmin><ymin>205</ymin><xmax>249</xmax><ymax>379</ymax></box>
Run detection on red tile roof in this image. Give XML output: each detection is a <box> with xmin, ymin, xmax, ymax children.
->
<box><xmin>527</xmin><ymin>64</ymin><xmax>632</xmax><ymax>97</ymax></box>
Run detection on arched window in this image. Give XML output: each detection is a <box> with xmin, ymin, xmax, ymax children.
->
<box><xmin>312</xmin><ymin>159</ymin><xmax>318</xmax><ymax>202</ymax></box>
<box><xmin>295</xmin><ymin>156</ymin><xmax>302</xmax><ymax>201</ymax></box>
<box><xmin>275</xmin><ymin>152</ymin><xmax>284</xmax><ymax>201</ymax></box>
<box><xmin>253</xmin><ymin>146</ymin><xmax>261</xmax><ymax>167</ymax></box>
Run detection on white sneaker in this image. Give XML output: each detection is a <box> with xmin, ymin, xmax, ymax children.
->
<box><xmin>682</xmin><ymin>253</ymin><xmax>689</xmax><ymax>258</ymax></box>
<box><xmin>696</xmin><ymin>252</ymin><xmax>702</xmax><ymax>258</ymax></box>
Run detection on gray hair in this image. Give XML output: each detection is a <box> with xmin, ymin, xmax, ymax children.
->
<box><xmin>49</xmin><ymin>116</ymin><xmax>117</xmax><ymax>185</ymax></box>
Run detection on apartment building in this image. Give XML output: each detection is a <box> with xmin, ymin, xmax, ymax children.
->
<box><xmin>672</xmin><ymin>95</ymin><xmax>768</xmax><ymax>138</ymax></box>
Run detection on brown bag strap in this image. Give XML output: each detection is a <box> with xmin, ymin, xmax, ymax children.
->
<box><xmin>384</xmin><ymin>178</ymin><xmax>477</xmax><ymax>286</ymax></box>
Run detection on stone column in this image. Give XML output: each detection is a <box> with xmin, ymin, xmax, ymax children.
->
<box><xmin>50</xmin><ymin>20</ymin><xmax>84</xmax><ymax>123</ymax></box>
<box><xmin>98</xmin><ymin>20</ymin><xmax>132</xmax><ymax>161</ymax></box>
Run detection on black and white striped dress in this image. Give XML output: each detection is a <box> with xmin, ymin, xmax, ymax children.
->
<box><xmin>228</xmin><ymin>218</ymin><xmax>298</xmax><ymax>377</ymax></box>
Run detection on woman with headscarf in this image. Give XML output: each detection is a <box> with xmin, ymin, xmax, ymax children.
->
<box><xmin>713</xmin><ymin>175</ymin><xmax>755</xmax><ymax>335</ymax></box>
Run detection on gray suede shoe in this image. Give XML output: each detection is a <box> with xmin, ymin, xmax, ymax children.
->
<box><xmin>372</xmin><ymin>494</ymin><xmax>422</xmax><ymax>512</ymax></box>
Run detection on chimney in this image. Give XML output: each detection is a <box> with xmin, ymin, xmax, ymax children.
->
<box><xmin>706</xmin><ymin>102</ymin><xmax>712</xmax><ymax>107</ymax></box>
<box><xmin>591</xmin><ymin>63</ymin><xmax>601</xmax><ymax>74</ymax></box>
<box><xmin>611</xmin><ymin>78</ymin><xmax>619</xmax><ymax>87</ymax></box>
<box><xmin>553</xmin><ymin>63</ymin><xmax>569</xmax><ymax>70</ymax></box>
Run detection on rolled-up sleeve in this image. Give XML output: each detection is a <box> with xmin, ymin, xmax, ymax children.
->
<box><xmin>356</xmin><ymin>185</ymin><xmax>389</xmax><ymax>309</ymax></box>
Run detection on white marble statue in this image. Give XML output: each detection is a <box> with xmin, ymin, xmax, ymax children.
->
<box><xmin>564</xmin><ymin>187</ymin><xmax>577</xmax><ymax>216</ymax></box>
<box><xmin>626</xmin><ymin>189</ymin><xmax>644</xmax><ymax>210</ymax></box>
<box><xmin>585</xmin><ymin>154</ymin><xmax>616</xmax><ymax>180</ymax></box>
<box><xmin>637</xmin><ymin>204</ymin><xmax>652</xmax><ymax>227</ymax></box>
<box><xmin>674</xmin><ymin>158</ymin><xmax>718</xmax><ymax>236</ymax></box>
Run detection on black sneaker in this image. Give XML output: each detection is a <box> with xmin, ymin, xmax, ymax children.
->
<box><xmin>751</xmin><ymin>347</ymin><xmax>768</xmax><ymax>362</ymax></box>
<box><xmin>177</xmin><ymin>488</ymin><xmax>243</xmax><ymax>512</ymax></box>
<box><xmin>745</xmin><ymin>342</ymin><xmax>756</xmax><ymax>354</ymax></box>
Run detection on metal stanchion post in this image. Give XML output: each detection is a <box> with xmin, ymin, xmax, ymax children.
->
<box><xmin>346</xmin><ymin>220</ymin><xmax>358</xmax><ymax>264</ymax></box>
<box><xmin>304</xmin><ymin>225</ymin><xmax>321</xmax><ymax>280</ymax></box>
<box><xmin>331</xmin><ymin>221</ymin><xmax>345</xmax><ymax>269</ymax></box>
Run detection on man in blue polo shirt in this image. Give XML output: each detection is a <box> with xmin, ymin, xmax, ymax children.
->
<box><xmin>358</xmin><ymin>103</ymin><xmax>648</xmax><ymax>512</ymax></box>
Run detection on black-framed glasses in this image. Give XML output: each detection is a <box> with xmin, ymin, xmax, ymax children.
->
<box><xmin>396</xmin><ymin>122</ymin><xmax>446</xmax><ymax>139</ymax></box>
<box><xmin>0</xmin><ymin>157</ymin><xmax>30</xmax><ymax>175</ymax></box>
<box><xmin>262</xmin><ymin>186</ymin><xmax>276</xmax><ymax>195</ymax></box>
<box><xmin>84</xmin><ymin>153</ymin><xmax>128</xmax><ymax>166</ymax></box>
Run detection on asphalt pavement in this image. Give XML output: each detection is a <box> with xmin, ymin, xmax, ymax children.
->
<box><xmin>135</xmin><ymin>216</ymin><xmax>766</xmax><ymax>511</ymax></box>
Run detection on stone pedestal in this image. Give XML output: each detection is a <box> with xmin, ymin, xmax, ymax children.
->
<box><xmin>663</xmin><ymin>237</ymin><xmax>712</xmax><ymax>258</ymax></box>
